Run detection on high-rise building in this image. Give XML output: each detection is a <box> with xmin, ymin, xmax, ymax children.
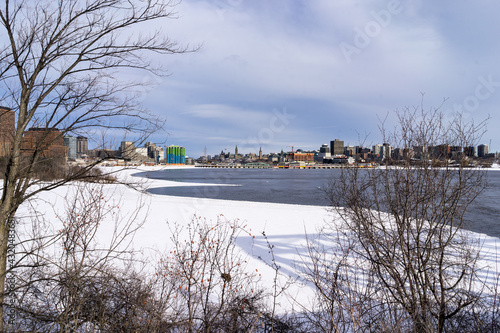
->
<box><xmin>330</xmin><ymin>139</ymin><xmax>344</xmax><ymax>156</ymax></box>
<box><xmin>413</xmin><ymin>145</ymin><xmax>427</xmax><ymax>160</ymax></box>
<box><xmin>63</xmin><ymin>135</ymin><xmax>77</xmax><ymax>160</ymax></box>
<box><xmin>478</xmin><ymin>144</ymin><xmax>489</xmax><ymax>158</ymax></box>
<box><xmin>382</xmin><ymin>143</ymin><xmax>392</xmax><ymax>160</ymax></box>
<box><xmin>120</xmin><ymin>141</ymin><xmax>135</xmax><ymax>160</ymax></box>
<box><xmin>166</xmin><ymin>145</ymin><xmax>185</xmax><ymax>164</ymax></box>
<box><xmin>76</xmin><ymin>136</ymin><xmax>88</xmax><ymax>158</ymax></box>
<box><xmin>316</xmin><ymin>144</ymin><xmax>331</xmax><ymax>162</ymax></box>
<box><xmin>432</xmin><ymin>144</ymin><xmax>450</xmax><ymax>159</ymax></box>
<box><xmin>145</xmin><ymin>142</ymin><xmax>164</xmax><ymax>163</ymax></box>
<box><xmin>464</xmin><ymin>146</ymin><xmax>476</xmax><ymax>157</ymax></box>
<box><xmin>0</xmin><ymin>106</ymin><xmax>15</xmax><ymax>158</ymax></box>
<box><xmin>372</xmin><ymin>144</ymin><xmax>383</xmax><ymax>157</ymax></box>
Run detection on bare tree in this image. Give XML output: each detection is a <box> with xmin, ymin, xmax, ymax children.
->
<box><xmin>0</xmin><ymin>0</ymin><xmax>191</xmax><ymax>326</ymax></box>
<box><xmin>327</xmin><ymin>100</ymin><xmax>488</xmax><ymax>332</ymax></box>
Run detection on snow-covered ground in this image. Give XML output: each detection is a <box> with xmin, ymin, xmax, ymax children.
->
<box><xmin>13</xmin><ymin>165</ymin><xmax>500</xmax><ymax>313</ymax></box>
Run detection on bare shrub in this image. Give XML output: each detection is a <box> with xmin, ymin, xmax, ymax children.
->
<box><xmin>157</xmin><ymin>216</ymin><xmax>267</xmax><ymax>332</ymax></box>
<box><xmin>6</xmin><ymin>183</ymin><xmax>147</xmax><ymax>332</ymax></box>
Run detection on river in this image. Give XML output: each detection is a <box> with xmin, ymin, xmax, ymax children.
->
<box><xmin>136</xmin><ymin>168</ymin><xmax>500</xmax><ymax>238</ymax></box>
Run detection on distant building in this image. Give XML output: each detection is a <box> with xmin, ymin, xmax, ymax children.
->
<box><xmin>22</xmin><ymin>127</ymin><xmax>67</xmax><ymax>158</ymax></box>
<box><xmin>382</xmin><ymin>143</ymin><xmax>392</xmax><ymax>160</ymax></box>
<box><xmin>63</xmin><ymin>135</ymin><xmax>77</xmax><ymax>160</ymax></box>
<box><xmin>330</xmin><ymin>139</ymin><xmax>344</xmax><ymax>155</ymax></box>
<box><xmin>120</xmin><ymin>141</ymin><xmax>136</xmax><ymax>160</ymax></box>
<box><xmin>145</xmin><ymin>142</ymin><xmax>164</xmax><ymax>163</ymax></box>
<box><xmin>88</xmin><ymin>148</ymin><xmax>118</xmax><ymax>159</ymax></box>
<box><xmin>288</xmin><ymin>151</ymin><xmax>314</xmax><ymax>162</ymax></box>
<box><xmin>432</xmin><ymin>144</ymin><xmax>450</xmax><ymax>159</ymax></box>
<box><xmin>0</xmin><ymin>106</ymin><xmax>15</xmax><ymax>158</ymax></box>
<box><xmin>135</xmin><ymin>147</ymin><xmax>149</xmax><ymax>159</ymax></box>
<box><xmin>166</xmin><ymin>145</ymin><xmax>185</xmax><ymax>164</ymax></box>
<box><xmin>358</xmin><ymin>147</ymin><xmax>371</xmax><ymax>160</ymax></box>
<box><xmin>372</xmin><ymin>144</ymin><xmax>383</xmax><ymax>157</ymax></box>
<box><xmin>316</xmin><ymin>144</ymin><xmax>331</xmax><ymax>162</ymax></box>
<box><xmin>413</xmin><ymin>145</ymin><xmax>428</xmax><ymax>160</ymax></box>
<box><xmin>392</xmin><ymin>147</ymin><xmax>404</xmax><ymax>160</ymax></box>
<box><xmin>450</xmin><ymin>146</ymin><xmax>463</xmax><ymax>159</ymax></box>
<box><xmin>478</xmin><ymin>144</ymin><xmax>489</xmax><ymax>158</ymax></box>
<box><xmin>464</xmin><ymin>146</ymin><xmax>476</xmax><ymax>158</ymax></box>
<box><xmin>76</xmin><ymin>136</ymin><xmax>88</xmax><ymax>158</ymax></box>
<box><xmin>344</xmin><ymin>146</ymin><xmax>357</xmax><ymax>157</ymax></box>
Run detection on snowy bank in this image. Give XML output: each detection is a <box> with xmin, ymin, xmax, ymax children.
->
<box><xmin>12</xmin><ymin>165</ymin><xmax>500</xmax><ymax>314</ymax></box>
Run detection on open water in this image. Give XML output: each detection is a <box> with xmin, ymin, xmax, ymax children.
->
<box><xmin>136</xmin><ymin>168</ymin><xmax>500</xmax><ymax>238</ymax></box>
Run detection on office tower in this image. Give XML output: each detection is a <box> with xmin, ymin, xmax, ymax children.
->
<box><xmin>464</xmin><ymin>146</ymin><xmax>476</xmax><ymax>157</ymax></box>
<box><xmin>330</xmin><ymin>139</ymin><xmax>344</xmax><ymax>155</ymax></box>
<box><xmin>63</xmin><ymin>135</ymin><xmax>77</xmax><ymax>160</ymax></box>
<box><xmin>477</xmin><ymin>144</ymin><xmax>489</xmax><ymax>158</ymax></box>
<box><xmin>120</xmin><ymin>141</ymin><xmax>136</xmax><ymax>159</ymax></box>
<box><xmin>76</xmin><ymin>136</ymin><xmax>88</xmax><ymax>158</ymax></box>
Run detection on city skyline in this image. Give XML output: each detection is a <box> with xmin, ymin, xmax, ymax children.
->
<box><xmin>202</xmin><ymin>141</ymin><xmax>495</xmax><ymax>159</ymax></box>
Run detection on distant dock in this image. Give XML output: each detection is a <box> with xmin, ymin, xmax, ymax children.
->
<box><xmin>194</xmin><ymin>164</ymin><xmax>372</xmax><ymax>169</ymax></box>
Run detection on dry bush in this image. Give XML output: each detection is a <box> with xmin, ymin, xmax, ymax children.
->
<box><xmin>157</xmin><ymin>216</ymin><xmax>268</xmax><ymax>332</ymax></box>
<box><xmin>6</xmin><ymin>183</ymin><xmax>146</xmax><ymax>332</ymax></box>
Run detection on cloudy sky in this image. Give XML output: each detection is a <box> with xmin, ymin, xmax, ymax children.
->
<box><xmin>140</xmin><ymin>0</ymin><xmax>500</xmax><ymax>158</ymax></box>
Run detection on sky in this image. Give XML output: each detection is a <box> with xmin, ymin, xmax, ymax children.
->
<box><xmin>136</xmin><ymin>0</ymin><xmax>500</xmax><ymax>158</ymax></box>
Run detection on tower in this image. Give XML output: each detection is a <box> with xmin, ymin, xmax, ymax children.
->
<box><xmin>63</xmin><ymin>135</ymin><xmax>77</xmax><ymax>160</ymax></box>
<box><xmin>259</xmin><ymin>147</ymin><xmax>262</xmax><ymax>159</ymax></box>
<box><xmin>478</xmin><ymin>144</ymin><xmax>489</xmax><ymax>158</ymax></box>
<box><xmin>76</xmin><ymin>136</ymin><xmax>88</xmax><ymax>158</ymax></box>
<box><xmin>330</xmin><ymin>139</ymin><xmax>344</xmax><ymax>156</ymax></box>
<box><xmin>235</xmin><ymin>145</ymin><xmax>238</xmax><ymax>156</ymax></box>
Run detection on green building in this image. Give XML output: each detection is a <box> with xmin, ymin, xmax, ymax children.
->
<box><xmin>166</xmin><ymin>145</ymin><xmax>185</xmax><ymax>164</ymax></box>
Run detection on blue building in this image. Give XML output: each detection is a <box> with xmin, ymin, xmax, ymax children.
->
<box><xmin>166</xmin><ymin>145</ymin><xmax>185</xmax><ymax>164</ymax></box>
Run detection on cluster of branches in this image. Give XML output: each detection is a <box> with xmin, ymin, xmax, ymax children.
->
<box><xmin>300</xmin><ymin>105</ymin><xmax>498</xmax><ymax>333</ymax></box>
